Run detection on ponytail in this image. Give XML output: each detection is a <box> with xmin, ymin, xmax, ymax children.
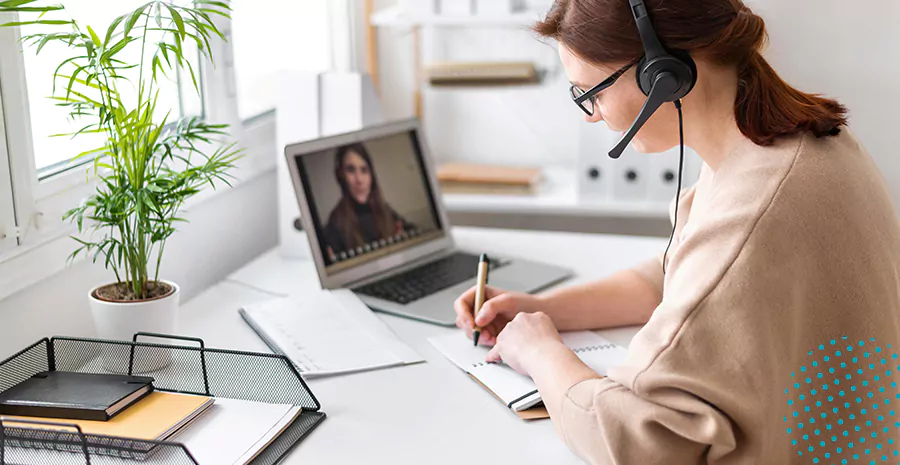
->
<box><xmin>734</xmin><ymin>49</ymin><xmax>847</xmax><ymax>147</ymax></box>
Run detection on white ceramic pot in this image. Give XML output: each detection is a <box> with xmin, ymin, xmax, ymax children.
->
<box><xmin>88</xmin><ymin>281</ymin><xmax>180</xmax><ymax>373</ymax></box>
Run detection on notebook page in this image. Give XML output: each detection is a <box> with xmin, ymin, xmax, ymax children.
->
<box><xmin>572</xmin><ymin>339</ymin><xmax>629</xmax><ymax>377</ymax></box>
<box><xmin>428</xmin><ymin>333</ymin><xmax>492</xmax><ymax>370</ymax></box>
<box><xmin>430</xmin><ymin>331</ymin><xmax>628</xmax><ymax>411</ymax></box>
<box><xmin>428</xmin><ymin>334</ymin><xmax>542</xmax><ymax>411</ymax></box>
<box><xmin>329</xmin><ymin>289</ymin><xmax>423</xmax><ymax>364</ymax></box>
<box><xmin>233</xmin><ymin>405</ymin><xmax>302</xmax><ymax>465</ymax></box>
<box><xmin>242</xmin><ymin>290</ymin><xmax>422</xmax><ymax>377</ymax></box>
<box><xmin>177</xmin><ymin>398</ymin><xmax>299</xmax><ymax>465</ymax></box>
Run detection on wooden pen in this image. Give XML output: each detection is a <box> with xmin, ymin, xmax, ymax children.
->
<box><xmin>472</xmin><ymin>253</ymin><xmax>490</xmax><ymax>346</ymax></box>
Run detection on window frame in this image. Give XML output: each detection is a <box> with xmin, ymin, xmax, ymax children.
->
<box><xmin>0</xmin><ymin>13</ymin><xmax>42</xmax><ymax>246</ymax></box>
<box><xmin>0</xmin><ymin>83</ymin><xmax>16</xmax><ymax>256</ymax></box>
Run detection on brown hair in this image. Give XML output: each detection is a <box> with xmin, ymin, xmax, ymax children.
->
<box><xmin>535</xmin><ymin>0</ymin><xmax>848</xmax><ymax>146</ymax></box>
<box><xmin>330</xmin><ymin>143</ymin><xmax>396</xmax><ymax>249</ymax></box>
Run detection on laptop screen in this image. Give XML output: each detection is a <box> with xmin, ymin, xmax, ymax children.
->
<box><xmin>292</xmin><ymin>130</ymin><xmax>445</xmax><ymax>274</ymax></box>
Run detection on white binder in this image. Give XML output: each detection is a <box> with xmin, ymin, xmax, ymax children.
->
<box><xmin>646</xmin><ymin>148</ymin><xmax>682</xmax><ymax>203</ymax></box>
<box><xmin>646</xmin><ymin>145</ymin><xmax>703</xmax><ymax>203</ymax></box>
<box><xmin>611</xmin><ymin>145</ymin><xmax>649</xmax><ymax>202</ymax></box>
<box><xmin>576</xmin><ymin>122</ymin><xmax>617</xmax><ymax>200</ymax></box>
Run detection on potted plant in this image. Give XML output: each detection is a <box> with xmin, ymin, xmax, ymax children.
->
<box><xmin>0</xmin><ymin>1</ymin><xmax>241</xmax><ymax>350</ymax></box>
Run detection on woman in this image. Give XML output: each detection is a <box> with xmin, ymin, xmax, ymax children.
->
<box><xmin>455</xmin><ymin>0</ymin><xmax>900</xmax><ymax>463</ymax></box>
<box><xmin>323</xmin><ymin>143</ymin><xmax>412</xmax><ymax>262</ymax></box>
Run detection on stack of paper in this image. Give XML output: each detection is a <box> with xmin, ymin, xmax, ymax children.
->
<box><xmin>177</xmin><ymin>398</ymin><xmax>302</xmax><ymax>465</ymax></box>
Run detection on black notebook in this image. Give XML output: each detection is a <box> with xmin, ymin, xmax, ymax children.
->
<box><xmin>0</xmin><ymin>371</ymin><xmax>154</xmax><ymax>421</ymax></box>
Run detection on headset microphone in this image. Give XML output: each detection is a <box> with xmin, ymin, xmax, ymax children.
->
<box><xmin>608</xmin><ymin>0</ymin><xmax>696</xmax><ymax>160</ymax></box>
<box><xmin>608</xmin><ymin>73</ymin><xmax>679</xmax><ymax>159</ymax></box>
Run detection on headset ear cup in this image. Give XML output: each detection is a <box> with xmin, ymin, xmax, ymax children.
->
<box><xmin>670</xmin><ymin>49</ymin><xmax>698</xmax><ymax>96</ymax></box>
<box><xmin>634</xmin><ymin>51</ymin><xmax>697</xmax><ymax>101</ymax></box>
<box><xmin>635</xmin><ymin>56</ymin><xmax>651</xmax><ymax>96</ymax></box>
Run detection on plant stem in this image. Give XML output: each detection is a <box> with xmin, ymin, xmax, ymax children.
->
<box><xmin>154</xmin><ymin>198</ymin><xmax>179</xmax><ymax>284</ymax></box>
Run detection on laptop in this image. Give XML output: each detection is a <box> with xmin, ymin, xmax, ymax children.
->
<box><xmin>284</xmin><ymin>118</ymin><xmax>571</xmax><ymax>326</ymax></box>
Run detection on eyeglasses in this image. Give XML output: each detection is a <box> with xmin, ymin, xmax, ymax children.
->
<box><xmin>569</xmin><ymin>60</ymin><xmax>637</xmax><ymax>116</ymax></box>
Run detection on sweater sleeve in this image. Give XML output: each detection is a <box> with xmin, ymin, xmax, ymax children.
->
<box><xmin>630</xmin><ymin>254</ymin><xmax>664</xmax><ymax>295</ymax></box>
<box><xmin>559</xmin><ymin>377</ymin><xmax>733</xmax><ymax>465</ymax></box>
<box><xmin>558</xmin><ymin>166</ymin><xmax>740</xmax><ymax>464</ymax></box>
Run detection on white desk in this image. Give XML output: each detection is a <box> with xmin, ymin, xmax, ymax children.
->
<box><xmin>178</xmin><ymin>227</ymin><xmax>666</xmax><ymax>465</ymax></box>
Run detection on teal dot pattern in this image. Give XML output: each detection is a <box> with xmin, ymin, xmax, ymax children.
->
<box><xmin>785</xmin><ymin>337</ymin><xmax>900</xmax><ymax>464</ymax></box>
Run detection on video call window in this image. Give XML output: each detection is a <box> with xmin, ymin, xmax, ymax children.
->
<box><xmin>295</xmin><ymin>131</ymin><xmax>443</xmax><ymax>271</ymax></box>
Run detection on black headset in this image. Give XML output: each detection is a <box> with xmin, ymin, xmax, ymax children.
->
<box><xmin>607</xmin><ymin>0</ymin><xmax>699</xmax><ymax>273</ymax></box>
<box><xmin>608</xmin><ymin>0</ymin><xmax>697</xmax><ymax>159</ymax></box>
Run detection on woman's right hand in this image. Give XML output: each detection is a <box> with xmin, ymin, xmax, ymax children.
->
<box><xmin>453</xmin><ymin>285</ymin><xmax>543</xmax><ymax>346</ymax></box>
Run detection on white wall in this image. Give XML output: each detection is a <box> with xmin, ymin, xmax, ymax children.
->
<box><xmin>0</xmin><ymin>170</ymin><xmax>278</xmax><ymax>359</ymax></box>
<box><xmin>746</xmin><ymin>0</ymin><xmax>900</xmax><ymax>208</ymax></box>
<box><xmin>373</xmin><ymin>0</ymin><xmax>900</xmax><ymax>209</ymax></box>
<box><xmin>231</xmin><ymin>0</ymin><xmax>332</xmax><ymax>120</ymax></box>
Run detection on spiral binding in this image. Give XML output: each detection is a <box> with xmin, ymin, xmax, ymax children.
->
<box><xmin>468</xmin><ymin>344</ymin><xmax>617</xmax><ymax>369</ymax></box>
<box><xmin>573</xmin><ymin>343</ymin><xmax>618</xmax><ymax>354</ymax></box>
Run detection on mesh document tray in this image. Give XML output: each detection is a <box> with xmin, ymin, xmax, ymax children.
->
<box><xmin>0</xmin><ymin>333</ymin><xmax>326</xmax><ymax>465</ymax></box>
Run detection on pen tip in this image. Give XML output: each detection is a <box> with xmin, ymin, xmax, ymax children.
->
<box><xmin>479</xmin><ymin>253</ymin><xmax>487</xmax><ymax>263</ymax></box>
<box><xmin>473</xmin><ymin>331</ymin><xmax>481</xmax><ymax>347</ymax></box>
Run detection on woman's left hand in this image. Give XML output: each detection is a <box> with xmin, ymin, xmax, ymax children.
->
<box><xmin>486</xmin><ymin>312</ymin><xmax>565</xmax><ymax>375</ymax></box>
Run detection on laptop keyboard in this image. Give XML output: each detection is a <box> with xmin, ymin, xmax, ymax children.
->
<box><xmin>353</xmin><ymin>252</ymin><xmax>505</xmax><ymax>305</ymax></box>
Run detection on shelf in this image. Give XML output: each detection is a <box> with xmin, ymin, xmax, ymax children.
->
<box><xmin>371</xmin><ymin>6</ymin><xmax>542</xmax><ymax>28</ymax></box>
<box><xmin>423</xmin><ymin>68</ymin><xmax>551</xmax><ymax>89</ymax></box>
<box><xmin>442</xmin><ymin>166</ymin><xmax>671</xmax><ymax>219</ymax></box>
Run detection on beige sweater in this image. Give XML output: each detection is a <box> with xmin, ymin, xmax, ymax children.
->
<box><xmin>560</xmin><ymin>128</ymin><xmax>900</xmax><ymax>464</ymax></box>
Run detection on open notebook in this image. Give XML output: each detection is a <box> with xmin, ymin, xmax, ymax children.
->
<box><xmin>429</xmin><ymin>331</ymin><xmax>627</xmax><ymax>420</ymax></box>
<box><xmin>239</xmin><ymin>289</ymin><xmax>423</xmax><ymax>378</ymax></box>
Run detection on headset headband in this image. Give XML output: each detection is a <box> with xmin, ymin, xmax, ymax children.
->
<box><xmin>630</xmin><ymin>0</ymin><xmax>666</xmax><ymax>61</ymax></box>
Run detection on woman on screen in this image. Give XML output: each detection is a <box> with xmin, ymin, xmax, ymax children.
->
<box><xmin>322</xmin><ymin>143</ymin><xmax>413</xmax><ymax>262</ymax></box>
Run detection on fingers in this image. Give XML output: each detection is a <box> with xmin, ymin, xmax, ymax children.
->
<box><xmin>453</xmin><ymin>286</ymin><xmax>477</xmax><ymax>330</ymax></box>
<box><xmin>486</xmin><ymin>344</ymin><xmax>502</xmax><ymax>363</ymax></box>
<box><xmin>483</xmin><ymin>285</ymin><xmax>505</xmax><ymax>299</ymax></box>
<box><xmin>456</xmin><ymin>286</ymin><xmax>515</xmax><ymax>345</ymax></box>
<box><xmin>474</xmin><ymin>293</ymin><xmax>512</xmax><ymax>327</ymax></box>
<box><xmin>466</xmin><ymin>321</ymin><xmax>503</xmax><ymax>347</ymax></box>
<box><xmin>477</xmin><ymin>330</ymin><xmax>495</xmax><ymax>347</ymax></box>
<box><xmin>480</xmin><ymin>320</ymin><xmax>504</xmax><ymax>346</ymax></box>
<box><xmin>456</xmin><ymin>313</ymin><xmax>473</xmax><ymax>331</ymax></box>
<box><xmin>455</xmin><ymin>285</ymin><xmax>505</xmax><ymax>327</ymax></box>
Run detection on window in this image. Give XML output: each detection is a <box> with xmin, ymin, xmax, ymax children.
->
<box><xmin>18</xmin><ymin>0</ymin><xmax>200</xmax><ymax>179</ymax></box>
<box><xmin>230</xmin><ymin>0</ymin><xmax>331</xmax><ymax>121</ymax></box>
<box><xmin>0</xmin><ymin>0</ymin><xmax>338</xmax><ymax>298</ymax></box>
<box><xmin>0</xmin><ymin>0</ymin><xmax>210</xmax><ymax>254</ymax></box>
<box><xmin>0</xmin><ymin>0</ymin><xmax>219</xmax><ymax>261</ymax></box>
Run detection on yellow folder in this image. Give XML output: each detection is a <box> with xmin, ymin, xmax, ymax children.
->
<box><xmin>2</xmin><ymin>391</ymin><xmax>214</xmax><ymax>441</ymax></box>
